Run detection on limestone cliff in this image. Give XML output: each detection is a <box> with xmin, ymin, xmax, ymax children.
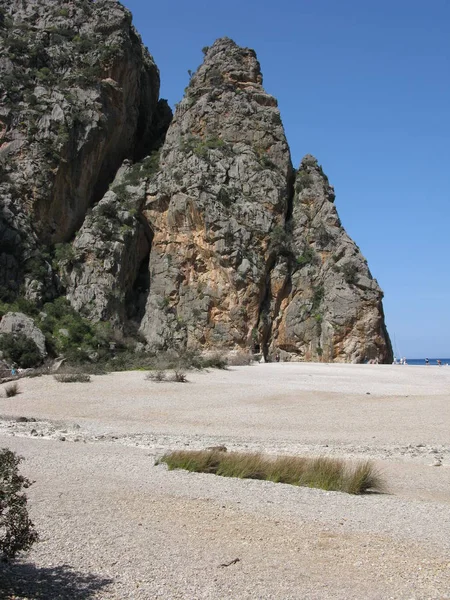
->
<box><xmin>0</xmin><ymin>4</ymin><xmax>392</xmax><ymax>364</ymax></box>
<box><xmin>139</xmin><ymin>38</ymin><xmax>293</xmax><ymax>353</ymax></box>
<box><xmin>0</xmin><ymin>0</ymin><xmax>162</xmax><ymax>300</ymax></box>
<box><xmin>269</xmin><ymin>155</ymin><xmax>392</xmax><ymax>363</ymax></box>
<box><xmin>138</xmin><ymin>38</ymin><xmax>392</xmax><ymax>362</ymax></box>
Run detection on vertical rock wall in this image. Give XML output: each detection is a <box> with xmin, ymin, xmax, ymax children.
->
<box><xmin>139</xmin><ymin>38</ymin><xmax>293</xmax><ymax>353</ymax></box>
<box><xmin>271</xmin><ymin>156</ymin><xmax>392</xmax><ymax>362</ymax></box>
<box><xmin>139</xmin><ymin>39</ymin><xmax>392</xmax><ymax>363</ymax></box>
<box><xmin>0</xmin><ymin>0</ymin><xmax>161</xmax><ymax>298</ymax></box>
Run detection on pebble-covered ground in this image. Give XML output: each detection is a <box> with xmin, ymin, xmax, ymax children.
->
<box><xmin>0</xmin><ymin>363</ymin><xmax>449</xmax><ymax>599</ymax></box>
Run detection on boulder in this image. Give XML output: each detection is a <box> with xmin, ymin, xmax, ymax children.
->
<box><xmin>0</xmin><ymin>312</ymin><xmax>47</xmax><ymax>357</ymax></box>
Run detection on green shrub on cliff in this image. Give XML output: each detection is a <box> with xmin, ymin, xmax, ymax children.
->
<box><xmin>36</xmin><ymin>297</ymin><xmax>105</xmax><ymax>361</ymax></box>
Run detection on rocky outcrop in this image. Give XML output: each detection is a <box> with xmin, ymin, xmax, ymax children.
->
<box><xmin>0</xmin><ymin>0</ymin><xmax>162</xmax><ymax>298</ymax></box>
<box><xmin>0</xmin><ymin>312</ymin><xmax>46</xmax><ymax>357</ymax></box>
<box><xmin>0</xmin><ymin>3</ymin><xmax>392</xmax><ymax>365</ymax></box>
<box><xmin>139</xmin><ymin>38</ymin><xmax>293</xmax><ymax>352</ymax></box>
<box><xmin>137</xmin><ymin>38</ymin><xmax>391</xmax><ymax>363</ymax></box>
<box><xmin>268</xmin><ymin>156</ymin><xmax>392</xmax><ymax>363</ymax></box>
<box><xmin>61</xmin><ymin>158</ymin><xmax>157</xmax><ymax>327</ymax></box>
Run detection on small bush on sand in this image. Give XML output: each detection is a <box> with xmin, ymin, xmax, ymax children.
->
<box><xmin>157</xmin><ymin>450</ymin><xmax>384</xmax><ymax>495</ymax></box>
<box><xmin>54</xmin><ymin>373</ymin><xmax>91</xmax><ymax>383</ymax></box>
<box><xmin>0</xmin><ymin>448</ymin><xmax>38</xmax><ymax>561</ymax></box>
<box><xmin>146</xmin><ymin>370</ymin><xmax>187</xmax><ymax>383</ymax></box>
<box><xmin>146</xmin><ymin>370</ymin><xmax>166</xmax><ymax>382</ymax></box>
<box><xmin>170</xmin><ymin>370</ymin><xmax>187</xmax><ymax>383</ymax></box>
<box><xmin>4</xmin><ymin>383</ymin><xmax>19</xmax><ymax>398</ymax></box>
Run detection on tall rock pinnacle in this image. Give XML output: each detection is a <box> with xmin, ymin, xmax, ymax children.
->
<box><xmin>139</xmin><ymin>37</ymin><xmax>294</xmax><ymax>353</ymax></box>
<box><xmin>138</xmin><ymin>39</ymin><xmax>392</xmax><ymax>362</ymax></box>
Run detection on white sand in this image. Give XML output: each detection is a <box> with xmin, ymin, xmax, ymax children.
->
<box><xmin>0</xmin><ymin>363</ymin><xmax>449</xmax><ymax>599</ymax></box>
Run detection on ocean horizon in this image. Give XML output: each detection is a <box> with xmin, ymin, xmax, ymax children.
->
<box><xmin>401</xmin><ymin>358</ymin><xmax>450</xmax><ymax>366</ymax></box>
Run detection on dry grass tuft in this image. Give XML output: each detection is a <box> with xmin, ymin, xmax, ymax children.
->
<box><xmin>170</xmin><ymin>370</ymin><xmax>187</xmax><ymax>383</ymax></box>
<box><xmin>227</xmin><ymin>352</ymin><xmax>254</xmax><ymax>366</ymax></box>
<box><xmin>4</xmin><ymin>382</ymin><xmax>20</xmax><ymax>397</ymax></box>
<box><xmin>158</xmin><ymin>450</ymin><xmax>384</xmax><ymax>495</ymax></box>
<box><xmin>146</xmin><ymin>370</ymin><xmax>166</xmax><ymax>382</ymax></box>
<box><xmin>54</xmin><ymin>373</ymin><xmax>91</xmax><ymax>383</ymax></box>
<box><xmin>146</xmin><ymin>370</ymin><xmax>188</xmax><ymax>383</ymax></box>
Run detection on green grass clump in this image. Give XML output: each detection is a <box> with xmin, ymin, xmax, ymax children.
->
<box><xmin>158</xmin><ymin>451</ymin><xmax>384</xmax><ymax>495</ymax></box>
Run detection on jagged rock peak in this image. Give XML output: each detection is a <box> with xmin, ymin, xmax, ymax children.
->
<box><xmin>191</xmin><ymin>37</ymin><xmax>263</xmax><ymax>89</ymax></box>
<box><xmin>296</xmin><ymin>154</ymin><xmax>336</xmax><ymax>203</ymax></box>
<box><xmin>139</xmin><ymin>38</ymin><xmax>293</xmax><ymax>353</ymax></box>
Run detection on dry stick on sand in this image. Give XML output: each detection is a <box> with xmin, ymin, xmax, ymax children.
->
<box><xmin>158</xmin><ymin>450</ymin><xmax>385</xmax><ymax>495</ymax></box>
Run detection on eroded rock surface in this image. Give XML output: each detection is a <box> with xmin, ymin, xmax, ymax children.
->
<box><xmin>0</xmin><ymin>311</ymin><xmax>47</xmax><ymax>356</ymax></box>
<box><xmin>139</xmin><ymin>38</ymin><xmax>294</xmax><ymax>353</ymax></box>
<box><xmin>0</xmin><ymin>0</ymin><xmax>161</xmax><ymax>298</ymax></box>
<box><xmin>270</xmin><ymin>156</ymin><xmax>392</xmax><ymax>362</ymax></box>
<box><xmin>0</xmin><ymin>6</ymin><xmax>392</xmax><ymax>364</ymax></box>
<box><xmin>138</xmin><ymin>38</ymin><xmax>391</xmax><ymax>363</ymax></box>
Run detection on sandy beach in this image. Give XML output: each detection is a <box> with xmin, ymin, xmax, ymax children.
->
<box><xmin>0</xmin><ymin>363</ymin><xmax>449</xmax><ymax>599</ymax></box>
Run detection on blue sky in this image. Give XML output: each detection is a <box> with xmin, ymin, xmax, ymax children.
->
<box><xmin>122</xmin><ymin>0</ymin><xmax>449</xmax><ymax>358</ymax></box>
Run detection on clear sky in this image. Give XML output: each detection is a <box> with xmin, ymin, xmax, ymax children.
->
<box><xmin>122</xmin><ymin>0</ymin><xmax>449</xmax><ymax>358</ymax></box>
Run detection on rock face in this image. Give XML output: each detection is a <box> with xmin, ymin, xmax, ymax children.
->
<box><xmin>139</xmin><ymin>38</ymin><xmax>293</xmax><ymax>352</ymax></box>
<box><xmin>269</xmin><ymin>156</ymin><xmax>392</xmax><ymax>363</ymax></box>
<box><xmin>0</xmin><ymin>0</ymin><xmax>162</xmax><ymax>299</ymax></box>
<box><xmin>62</xmin><ymin>158</ymin><xmax>156</xmax><ymax>327</ymax></box>
<box><xmin>0</xmin><ymin>5</ymin><xmax>392</xmax><ymax>365</ymax></box>
<box><xmin>0</xmin><ymin>312</ymin><xmax>47</xmax><ymax>357</ymax></box>
<box><xmin>138</xmin><ymin>38</ymin><xmax>392</xmax><ymax>362</ymax></box>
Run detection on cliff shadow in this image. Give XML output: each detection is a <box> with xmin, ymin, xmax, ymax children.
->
<box><xmin>125</xmin><ymin>251</ymin><xmax>151</xmax><ymax>326</ymax></box>
<box><xmin>0</xmin><ymin>561</ymin><xmax>113</xmax><ymax>599</ymax></box>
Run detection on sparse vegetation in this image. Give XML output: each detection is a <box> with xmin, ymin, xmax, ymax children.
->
<box><xmin>146</xmin><ymin>370</ymin><xmax>166</xmax><ymax>382</ymax></box>
<box><xmin>146</xmin><ymin>369</ymin><xmax>187</xmax><ymax>383</ymax></box>
<box><xmin>158</xmin><ymin>450</ymin><xmax>384</xmax><ymax>495</ymax></box>
<box><xmin>53</xmin><ymin>242</ymin><xmax>75</xmax><ymax>267</ymax></box>
<box><xmin>54</xmin><ymin>373</ymin><xmax>91</xmax><ymax>383</ymax></box>
<box><xmin>202</xmin><ymin>353</ymin><xmax>228</xmax><ymax>370</ymax></box>
<box><xmin>4</xmin><ymin>383</ymin><xmax>20</xmax><ymax>398</ymax></box>
<box><xmin>171</xmin><ymin>370</ymin><xmax>187</xmax><ymax>383</ymax></box>
<box><xmin>0</xmin><ymin>448</ymin><xmax>38</xmax><ymax>561</ymax></box>
<box><xmin>311</xmin><ymin>285</ymin><xmax>324</xmax><ymax>311</ymax></box>
<box><xmin>227</xmin><ymin>352</ymin><xmax>254</xmax><ymax>366</ymax></box>
<box><xmin>296</xmin><ymin>170</ymin><xmax>314</xmax><ymax>192</ymax></box>
<box><xmin>341</xmin><ymin>262</ymin><xmax>359</xmax><ymax>285</ymax></box>
<box><xmin>269</xmin><ymin>224</ymin><xmax>292</xmax><ymax>254</ymax></box>
<box><xmin>0</xmin><ymin>333</ymin><xmax>42</xmax><ymax>369</ymax></box>
<box><xmin>295</xmin><ymin>246</ymin><xmax>316</xmax><ymax>267</ymax></box>
<box><xmin>180</xmin><ymin>134</ymin><xmax>226</xmax><ymax>158</ymax></box>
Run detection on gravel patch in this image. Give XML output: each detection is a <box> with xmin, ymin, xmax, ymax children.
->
<box><xmin>0</xmin><ymin>363</ymin><xmax>449</xmax><ymax>598</ymax></box>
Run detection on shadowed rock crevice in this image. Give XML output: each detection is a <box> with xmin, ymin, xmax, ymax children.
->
<box><xmin>126</xmin><ymin>247</ymin><xmax>151</xmax><ymax>325</ymax></box>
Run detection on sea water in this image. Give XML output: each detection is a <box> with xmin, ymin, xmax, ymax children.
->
<box><xmin>402</xmin><ymin>358</ymin><xmax>450</xmax><ymax>366</ymax></box>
